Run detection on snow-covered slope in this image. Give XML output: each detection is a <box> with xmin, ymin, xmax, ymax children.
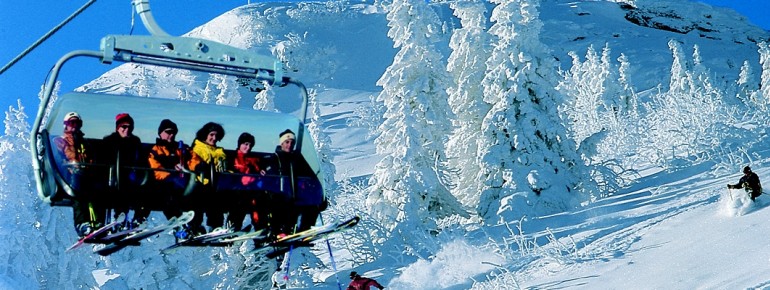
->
<box><xmin>2</xmin><ymin>0</ymin><xmax>770</xmax><ymax>289</ymax></box>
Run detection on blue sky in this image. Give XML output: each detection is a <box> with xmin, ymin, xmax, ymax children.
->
<box><xmin>0</xmin><ymin>1</ymin><xmax>244</xmax><ymax>126</ymax></box>
<box><xmin>698</xmin><ymin>0</ymin><xmax>770</xmax><ymax>30</ymax></box>
<box><xmin>0</xmin><ymin>0</ymin><xmax>767</xmax><ymax>134</ymax></box>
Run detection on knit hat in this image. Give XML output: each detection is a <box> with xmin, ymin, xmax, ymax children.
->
<box><xmin>157</xmin><ymin>119</ymin><xmax>178</xmax><ymax>135</ymax></box>
<box><xmin>238</xmin><ymin>132</ymin><xmax>255</xmax><ymax>146</ymax></box>
<box><xmin>744</xmin><ymin>166</ymin><xmax>752</xmax><ymax>174</ymax></box>
<box><xmin>115</xmin><ymin>113</ymin><xmax>134</xmax><ymax>128</ymax></box>
<box><xmin>279</xmin><ymin>129</ymin><xmax>295</xmax><ymax>144</ymax></box>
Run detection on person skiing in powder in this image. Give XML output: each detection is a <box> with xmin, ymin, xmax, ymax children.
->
<box><xmin>727</xmin><ymin>166</ymin><xmax>762</xmax><ymax>201</ymax></box>
<box><xmin>347</xmin><ymin>271</ymin><xmax>384</xmax><ymax>290</ymax></box>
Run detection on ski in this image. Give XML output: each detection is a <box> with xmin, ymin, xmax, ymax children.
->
<box><xmin>96</xmin><ymin>226</ymin><xmax>146</xmax><ymax>243</ymax></box>
<box><xmin>161</xmin><ymin>227</ymin><xmax>235</xmax><ymax>253</ymax></box>
<box><xmin>218</xmin><ymin>228</ymin><xmax>268</xmax><ymax>243</ymax></box>
<box><xmin>95</xmin><ymin>211</ymin><xmax>194</xmax><ymax>256</ymax></box>
<box><xmin>248</xmin><ymin>215</ymin><xmax>360</xmax><ymax>257</ymax></box>
<box><xmin>66</xmin><ymin>213</ymin><xmax>126</xmax><ymax>252</ymax></box>
<box><xmin>160</xmin><ymin>227</ymin><xmax>267</xmax><ymax>253</ymax></box>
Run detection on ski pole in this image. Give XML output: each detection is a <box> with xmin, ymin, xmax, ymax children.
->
<box><xmin>178</xmin><ymin>141</ymin><xmax>185</xmax><ymax>178</ymax></box>
<box><xmin>319</xmin><ymin>213</ymin><xmax>343</xmax><ymax>290</ymax></box>
<box><xmin>283</xmin><ymin>216</ymin><xmax>302</xmax><ymax>283</ymax></box>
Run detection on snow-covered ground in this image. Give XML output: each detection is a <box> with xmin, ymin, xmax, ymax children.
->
<box><xmin>2</xmin><ymin>0</ymin><xmax>770</xmax><ymax>289</ymax></box>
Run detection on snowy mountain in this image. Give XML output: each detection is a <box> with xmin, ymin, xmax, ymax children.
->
<box><xmin>2</xmin><ymin>0</ymin><xmax>770</xmax><ymax>289</ymax></box>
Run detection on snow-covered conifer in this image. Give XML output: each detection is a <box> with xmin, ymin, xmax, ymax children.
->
<box><xmin>668</xmin><ymin>40</ymin><xmax>690</xmax><ymax>93</ymax></box>
<box><xmin>617</xmin><ymin>53</ymin><xmax>638</xmax><ymax>116</ymax></box>
<box><xmin>445</xmin><ymin>1</ymin><xmax>491</xmax><ymax>209</ymax></box>
<box><xmin>307</xmin><ymin>87</ymin><xmax>336</xmax><ymax>192</ymax></box>
<box><xmin>736</xmin><ymin>60</ymin><xmax>759</xmax><ymax>105</ymax></box>
<box><xmin>0</xmin><ymin>102</ymin><xmax>59</xmax><ymax>288</ymax></box>
<box><xmin>558</xmin><ymin>44</ymin><xmax>611</xmax><ymax>144</ymax></box>
<box><xmin>477</xmin><ymin>0</ymin><xmax>590</xmax><ymax>224</ymax></box>
<box><xmin>215</xmin><ymin>74</ymin><xmax>242</xmax><ymax>106</ymax></box>
<box><xmin>641</xmin><ymin>40</ymin><xmax>734</xmax><ymax>167</ymax></box>
<box><xmin>252</xmin><ymin>81</ymin><xmax>277</xmax><ymax>111</ymax></box>
<box><xmin>367</xmin><ymin>0</ymin><xmax>466</xmax><ymax>232</ymax></box>
<box><xmin>759</xmin><ymin>42</ymin><xmax>770</xmax><ymax>107</ymax></box>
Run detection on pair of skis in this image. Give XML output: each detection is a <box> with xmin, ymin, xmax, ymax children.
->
<box><xmin>68</xmin><ymin>213</ymin><xmax>359</xmax><ymax>257</ymax></box>
<box><xmin>251</xmin><ymin>215</ymin><xmax>360</xmax><ymax>258</ymax></box>
<box><xmin>161</xmin><ymin>215</ymin><xmax>359</xmax><ymax>257</ymax></box>
<box><xmin>95</xmin><ymin>211</ymin><xmax>195</xmax><ymax>256</ymax></box>
<box><xmin>160</xmin><ymin>227</ymin><xmax>267</xmax><ymax>253</ymax></box>
<box><xmin>67</xmin><ymin>211</ymin><xmax>195</xmax><ymax>256</ymax></box>
<box><xmin>66</xmin><ymin>212</ymin><xmax>127</xmax><ymax>252</ymax></box>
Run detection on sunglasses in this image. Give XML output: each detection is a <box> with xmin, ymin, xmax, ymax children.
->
<box><xmin>163</xmin><ymin>129</ymin><xmax>177</xmax><ymax>135</ymax></box>
<box><xmin>119</xmin><ymin>124</ymin><xmax>132</xmax><ymax>129</ymax></box>
<box><xmin>63</xmin><ymin>119</ymin><xmax>82</xmax><ymax>128</ymax></box>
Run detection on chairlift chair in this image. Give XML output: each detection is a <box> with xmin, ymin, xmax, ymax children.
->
<box><xmin>29</xmin><ymin>1</ymin><xmax>326</xmax><ymax>230</ymax></box>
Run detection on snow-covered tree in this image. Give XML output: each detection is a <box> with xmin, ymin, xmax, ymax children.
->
<box><xmin>758</xmin><ymin>42</ymin><xmax>770</xmax><ymax>109</ymax></box>
<box><xmin>736</xmin><ymin>60</ymin><xmax>756</xmax><ymax>104</ymax></box>
<box><xmin>445</xmin><ymin>1</ymin><xmax>491</xmax><ymax>209</ymax></box>
<box><xmin>476</xmin><ymin>0</ymin><xmax>590</xmax><ymax>224</ymax></box>
<box><xmin>557</xmin><ymin>44</ymin><xmax>637</xmax><ymax>196</ymax></box>
<box><xmin>616</xmin><ymin>53</ymin><xmax>639</xmax><ymax>116</ymax></box>
<box><xmin>252</xmin><ymin>81</ymin><xmax>277</xmax><ymax>112</ymax></box>
<box><xmin>214</xmin><ymin>74</ymin><xmax>242</xmax><ymax>106</ymax></box>
<box><xmin>367</xmin><ymin>0</ymin><xmax>466</xmax><ymax>233</ymax></box>
<box><xmin>0</xmin><ymin>102</ymin><xmax>70</xmax><ymax>288</ymax></box>
<box><xmin>641</xmin><ymin>40</ymin><xmax>739</xmax><ymax>167</ymax></box>
<box><xmin>201</xmin><ymin>79</ymin><xmax>214</xmax><ymax>102</ymax></box>
<box><xmin>307</xmin><ymin>87</ymin><xmax>336</xmax><ymax>198</ymax></box>
<box><xmin>558</xmin><ymin>44</ymin><xmax>612</xmax><ymax>145</ymax></box>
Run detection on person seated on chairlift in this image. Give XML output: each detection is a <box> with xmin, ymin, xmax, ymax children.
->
<box><xmin>226</xmin><ymin>132</ymin><xmax>267</xmax><ymax>231</ymax></box>
<box><xmin>273</xmin><ymin>129</ymin><xmax>325</xmax><ymax>233</ymax></box>
<box><xmin>148</xmin><ymin>119</ymin><xmax>190</xmax><ymax>221</ymax></box>
<box><xmin>102</xmin><ymin>113</ymin><xmax>148</xmax><ymax>229</ymax></box>
<box><xmin>55</xmin><ymin>112</ymin><xmax>101</xmax><ymax>237</ymax></box>
<box><xmin>185</xmin><ymin>122</ymin><xmax>228</xmax><ymax>235</ymax></box>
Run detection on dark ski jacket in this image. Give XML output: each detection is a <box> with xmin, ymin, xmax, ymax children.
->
<box><xmin>102</xmin><ymin>132</ymin><xmax>146</xmax><ymax>186</ymax></box>
<box><xmin>730</xmin><ymin>172</ymin><xmax>762</xmax><ymax>194</ymax></box>
<box><xmin>102</xmin><ymin>132</ymin><xmax>145</xmax><ymax>167</ymax></box>
<box><xmin>272</xmin><ymin>145</ymin><xmax>314</xmax><ymax>178</ymax></box>
<box><xmin>272</xmin><ymin>145</ymin><xmax>324</xmax><ymax>207</ymax></box>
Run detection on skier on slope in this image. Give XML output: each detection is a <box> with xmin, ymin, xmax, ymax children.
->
<box><xmin>727</xmin><ymin>166</ymin><xmax>763</xmax><ymax>201</ymax></box>
<box><xmin>347</xmin><ymin>271</ymin><xmax>385</xmax><ymax>290</ymax></box>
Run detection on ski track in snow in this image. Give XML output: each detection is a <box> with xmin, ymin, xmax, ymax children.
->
<box><xmin>519</xmin><ymin>161</ymin><xmax>770</xmax><ymax>288</ymax></box>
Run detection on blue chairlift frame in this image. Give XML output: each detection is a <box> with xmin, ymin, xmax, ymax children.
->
<box><xmin>30</xmin><ymin>33</ymin><xmax>319</xmax><ymax>207</ymax></box>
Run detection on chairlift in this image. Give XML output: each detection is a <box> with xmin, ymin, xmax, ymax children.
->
<box><xmin>30</xmin><ymin>1</ymin><xmax>326</xmax><ymax>233</ymax></box>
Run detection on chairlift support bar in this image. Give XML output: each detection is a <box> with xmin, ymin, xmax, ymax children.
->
<box><xmin>100</xmin><ymin>35</ymin><xmax>285</xmax><ymax>83</ymax></box>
